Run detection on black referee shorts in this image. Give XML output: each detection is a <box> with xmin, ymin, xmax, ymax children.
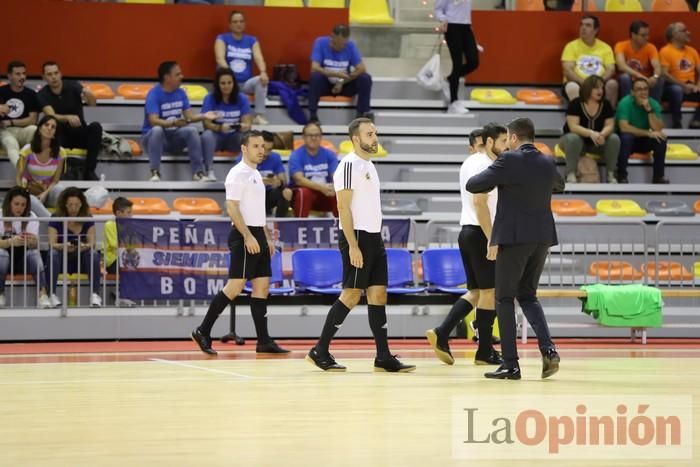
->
<box><xmin>458</xmin><ymin>225</ymin><xmax>495</xmax><ymax>290</ymax></box>
<box><xmin>339</xmin><ymin>230</ymin><xmax>388</xmax><ymax>290</ymax></box>
<box><xmin>228</xmin><ymin>226</ymin><xmax>272</xmax><ymax>280</ymax></box>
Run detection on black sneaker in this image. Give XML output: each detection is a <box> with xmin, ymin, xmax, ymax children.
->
<box><xmin>256</xmin><ymin>340</ymin><xmax>291</xmax><ymax>354</ymax></box>
<box><xmin>191</xmin><ymin>328</ymin><xmax>217</xmax><ymax>356</ymax></box>
<box><xmin>425</xmin><ymin>328</ymin><xmax>454</xmax><ymax>365</ymax></box>
<box><xmin>542</xmin><ymin>348</ymin><xmax>560</xmax><ymax>379</ymax></box>
<box><xmin>83</xmin><ymin>171</ymin><xmax>99</xmax><ymax>181</ymax></box>
<box><xmin>305</xmin><ymin>347</ymin><xmax>346</xmax><ymax>372</ymax></box>
<box><xmin>374</xmin><ymin>354</ymin><xmax>416</xmax><ymax>373</ymax></box>
<box><xmin>474</xmin><ymin>348</ymin><xmax>503</xmax><ymax>366</ymax></box>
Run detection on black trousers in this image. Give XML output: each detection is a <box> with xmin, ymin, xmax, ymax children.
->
<box><xmin>495</xmin><ymin>243</ymin><xmax>555</xmax><ymax>367</ymax></box>
<box><xmin>59</xmin><ymin>121</ymin><xmax>102</xmax><ymax>175</ymax></box>
<box><xmin>444</xmin><ymin>23</ymin><xmax>479</xmax><ymax>103</ymax></box>
<box><xmin>265</xmin><ymin>186</ymin><xmax>291</xmax><ymax>217</ymax></box>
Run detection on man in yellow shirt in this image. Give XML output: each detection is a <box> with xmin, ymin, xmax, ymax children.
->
<box><xmin>659</xmin><ymin>22</ymin><xmax>700</xmax><ymax>129</ymax></box>
<box><xmin>561</xmin><ymin>15</ymin><xmax>618</xmax><ymax>107</ymax></box>
<box><xmin>103</xmin><ymin>197</ymin><xmax>134</xmax><ymax>307</ymax></box>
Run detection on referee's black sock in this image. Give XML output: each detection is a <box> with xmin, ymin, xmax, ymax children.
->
<box><xmin>250</xmin><ymin>297</ymin><xmax>271</xmax><ymax>342</ymax></box>
<box><xmin>316</xmin><ymin>300</ymin><xmax>351</xmax><ymax>354</ymax></box>
<box><xmin>436</xmin><ymin>298</ymin><xmax>473</xmax><ymax>340</ymax></box>
<box><xmin>476</xmin><ymin>308</ymin><xmax>497</xmax><ymax>354</ymax></box>
<box><xmin>200</xmin><ymin>291</ymin><xmax>231</xmax><ymax>337</ymax></box>
<box><xmin>368</xmin><ymin>304</ymin><xmax>390</xmax><ymax>359</ymax></box>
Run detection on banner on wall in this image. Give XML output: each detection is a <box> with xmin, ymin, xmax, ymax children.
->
<box><xmin>117</xmin><ymin>218</ymin><xmax>410</xmax><ymax>300</ymax></box>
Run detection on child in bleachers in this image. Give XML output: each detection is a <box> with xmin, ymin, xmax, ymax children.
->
<box><xmin>103</xmin><ymin>197</ymin><xmax>133</xmax><ymax>276</ymax></box>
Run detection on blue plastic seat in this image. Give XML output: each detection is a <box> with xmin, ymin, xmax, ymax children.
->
<box><xmin>244</xmin><ymin>251</ymin><xmax>294</xmax><ymax>295</ymax></box>
<box><xmin>292</xmin><ymin>249</ymin><xmax>343</xmax><ymax>295</ymax></box>
<box><xmin>421</xmin><ymin>248</ymin><xmax>467</xmax><ymax>294</ymax></box>
<box><xmin>646</xmin><ymin>200</ymin><xmax>695</xmax><ymax>217</ymax></box>
<box><xmin>386</xmin><ymin>248</ymin><xmax>426</xmax><ymax>294</ymax></box>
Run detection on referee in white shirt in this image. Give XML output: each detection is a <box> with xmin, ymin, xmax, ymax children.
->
<box><xmin>307</xmin><ymin>118</ymin><xmax>415</xmax><ymax>373</ymax></box>
<box><xmin>192</xmin><ymin>130</ymin><xmax>289</xmax><ymax>356</ymax></box>
<box><xmin>426</xmin><ymin>123</ymin><xmax>509</xmax><ymax>366</ymax></box>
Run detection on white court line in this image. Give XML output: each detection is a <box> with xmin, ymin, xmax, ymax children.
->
<box><xmin>149</xmin><ymin>358</ymin><xmax>254</xmax><ymax>379</ymax></box>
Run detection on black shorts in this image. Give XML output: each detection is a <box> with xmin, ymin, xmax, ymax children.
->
<box><xmin>458</xmin><ymin>225</ymin><xmax>495</xmax><ymax>290</ymax></box>
<box><xmin>339</xmin><ymin>230</ymin><xmax>388</xmax><ymax>289</ymax></box>
<box><xmin>228</xmin><ymin>226</ymin><xmax>271</xmax><ymax>280</ymax></box>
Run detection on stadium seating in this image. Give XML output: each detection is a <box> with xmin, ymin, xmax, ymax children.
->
<box><xmin>320</xmin><ymin>96</ymin><xmax>353</xmax><ymax>103</ymax></box>
<box><xmin>666</xmin><ymin>144</ymin><xmax>698</xmax><ymax>160</ymax></box>
<box><xmin>245</xmin><ymin>251</ymin><xmax>294</xmax><ymax>295</ymax></box>
<box><xmin>551</xmin><ymin>199</ymin><xmax>596</xmax><ymax>216</ymax></box>
<box><xmin>604</xmin><ymin>0</ymin><xmax>643</xmax><ymax>11</ymax></box>
<box><xmin>90</xmin><ymin>198</ymin><xmax>113</xmax><ymax>215</ymax></box>
<box><xmin>292</xmin><ymin>249</ymin><xmax>342</xmax><ymax>295</ymax></box>
<box><xmin>264</xmin><ymin>0</ymin><xmax>304</xmax><ymax>6</ymax></box>
<box><xmin>293</xmin><ymin>139</ymin><xmax>338</xmax><ymax>153</ymax></box>
<box><xmin>695</xmin><ymin>200</ymin><xmax>700</xmax><ymax>214</ymax></box>
<box><xmin>173</xmin><ymin>197</ymin><xmax>222</xmax><ymax>215</ymax></box>
<box><xmin>386</xmin><ymin>248</ymin><xmax>426</xmax><ymax>294</ymax></box>
<box><xmin>651</xmin><ymin>0</ymin><xmax>689</xmax><ymax>10</ymax></box>
<box><xmin>590</xmin><ymin>261</ymin><xmax>643</xmax><ymax>281</ymax></box>
<box><xmin>514</xmin><ymin>0</ymin><xmax>544</xmax><ymax>10</ymax></box>
<box><xmin>308</xmin><ymin>0</ymin><xmax>346</xmax><ymax>7</ymax></box>
<box><xmin>349</xmin><ymin>0</ymin><xmax>393</xmax><ymax>25</ymax></box>
<box><xmin>516</xmin><ymin>89</ymin><xmax>560</xmax><ymax>105</ymax></box>
<box><xmin>181</xmin><ymin>85</ymin><xmax>208</xmax><ymax>101</ymax></box>
<box><xmin>128</xmin><ymin>197</ymin><xmax>170</xmax><ymax>215</ymax></box>
<box><xmin>554</xmin><ymin>144</ymin><xmax>600</xmax><ymax>160</ymax></box>
<box><xmin>338</xmin><ymin>140</ymin><xmax>388</xmax><ymax>156</ymax></box>
<box><xmin>572</xmin><ymin>0</ymin><xmax>599</xmax><ymax>9</ymax></box>
<box><xmin>82</xmin><ymin>83</ymin><xmax>114</xmax><ymax>100</ymax></box>
<box><xmin>534</xmin><ymin>142</ymin><xmax>553</xmax><ymax>156</ymax></box>
<box><xmin>643</xmin><ymin>261</ymin><xmax>694</xmax><ymax>281</ymax></box>
<box><xmin>596</xmin><ymin>199</ymin><xmax>647</xmax><ymax>217</ymax></box>
<box><xmin>470</xmin><ymin>88</ymin><xmax>517</xmax><ymax>105</ymax></box>
<box><xmin>646</xmin><ymin>200</ymin><xmax>695</xmax><ymax>217</ymax></box>
<box><xmin>695</xmin><ymin>262</ymin><xmax>700</xmax><ymax>277</ymax></box>
<box><xmin>117</xmin><ymin>84</ymin><xmax>153</xmax><ymax>100</ymax></box>
<box><xmin>421</xmin><ymin>248</ymin><xmax>467</xmax><ymax>294</ymax></box>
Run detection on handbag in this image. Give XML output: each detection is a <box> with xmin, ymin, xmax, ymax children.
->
<box><xmin>416</xmin><ymin>35</ymin><xmax>444</xmax><ymax>92</ymax></box>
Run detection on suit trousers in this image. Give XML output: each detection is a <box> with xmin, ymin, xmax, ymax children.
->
<box><xmin>495</xmin><ymin>243</ymin><xmax>555</xmax><ymax>367</ymax></box>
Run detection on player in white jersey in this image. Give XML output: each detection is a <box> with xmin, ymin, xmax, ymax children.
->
<box><xmin>306</xmin><ymin>118</ymin><xmax>415</xmax><ymax>373</ymax></box>
<box><xmin>426</xmin><ymin>123</ymin><xmax>509</xmax><ymax>366</ymax></box>
<box><xmin>192</xmin><ymin>130</ymin><xmax>289</xmax><ymax>356</ymax></box>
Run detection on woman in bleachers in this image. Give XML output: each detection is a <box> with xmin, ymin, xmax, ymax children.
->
<box><xmin>559</xmin><ymin>75</ymin><xmax>620</xmax><ymax>184</ymax></box>
<box><xmin>201</xmin><ymin>68</ymin><xmax>252</xmax><ymax>181</ymax></box>
<box><xmin>47</xmin><ymin>187</ymin><xmax>101</xmax><ymax>308</ymax></box>
<box><xmin>0</xmin><ymin>186</ymin><xmax>52</xmax><ymax>308</ymax></box>
<box><xmin>15</xmin><ymin>115</ymin><xmax>66</xmax><ymax>218</ymax></box>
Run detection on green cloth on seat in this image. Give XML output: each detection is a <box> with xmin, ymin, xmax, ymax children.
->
<box><xmin>580</xmin><ymin>284</ymin><xmax>663</xmax><ymax>328</ymax></box>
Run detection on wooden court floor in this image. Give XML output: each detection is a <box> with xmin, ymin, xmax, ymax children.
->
<box><xmin>0</xmin><ymin>340</ymin><xmax>698</xmax><ymax>467</ymax></box>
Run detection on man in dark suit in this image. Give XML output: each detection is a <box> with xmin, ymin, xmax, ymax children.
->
<box><xmin>466</xmin><ymin>117</ymin><xmax>565</xmax><ymax>380</ymax></box>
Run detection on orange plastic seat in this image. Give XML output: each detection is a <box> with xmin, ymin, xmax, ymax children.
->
<box><xmin>173</xmin><ymin>197</ymin><xmax>222</xmax><ymax>215</ymax></box>
<box><xmin>590</xmin><ymin>261</ymin><xmax>643</xmax><ymax>281</ymax></box>
<box><xmin>127</xmin><ymin>139</ymin><xmax>142</xmax><ymax>156</ymax></box>
<box><xmin>293</xmin><ymin>139</ymin><xmax>338</xmax><ymax>153</ymax></box>
<box><xmin>643</xmin><ymin>261</ymin><xmax>694</xmax><ymax>281</ymax></box>
<box><xmin>8</xmin><ymin>274</ymin><xmax>33</xmax><ymax>282</ymax></box>
<box><xmin>320</xmin><ymin>95</ymin><xmax>354</xmax><ymax>103</ymax></box>
<box><xmin>695</xmin><ymin>200</ymin><xmax>700</xmax><ymax>213</ymax></box>
<box><xmin>534</xmin><ymin>142</ymin><xmax>553</xmax><ymax>156</ymax></box>
<box><xmin>117</xmin><ymin>84</ymin><xmax>154</xmax><ymax>100</ymax></box>
<box><xmin>516</xmin><ymin>89</ymin><xmax>560</xmax><ymax>105</ymax></box>
<box><xmin>651</xmin><ymin>0</ymin><xmax>689</xmax><ymax>10</ymax></box>
<box><xmin>82</xmin><ymin>82</ymin><xmax>115</xmax><ymax>99</ymax></box>
<box><xmin>630</xmin><ymin>152</ymin><xmax>652</xmax><ymax>161</ymax></box>
<box><xmin>515</xmin><ymin>0</ymin><xmax>544</xmax><ymax>10</ymax></box>
<box><xmin>128</xmin><ymin>197</ymin><xmax>170</xmax><ymax>215</ymax></box>
<box><xmin>572</xmin><ymin>0</ymin><xmax>599</xmax><ymax>9</ymax></box>
<box><xmin>90</xmin><ymin>198</ymin><xmax>113</xmax><ymax>215</ymax></box>
<box><xmin>551</xmin><ymin>199</ymin><xmax>596</xmax><ymax>216</ymax></box>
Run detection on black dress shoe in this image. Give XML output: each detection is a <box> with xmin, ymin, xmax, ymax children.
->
<box><xmin>484</xmin><ymin>364</ymin><xmax>521</xmax><ymax>380</ymax></box>
<box><xmin>191</xmin><ymin>328</ymin><xmax>217</xmax><ymax>355</ymax></box>
<box><xmin>425</xmin><ymin>328</ymin><xmax>454</xmax><ymax>365</ymax></box>
<box><xmin>256</xmin><ymin>340</ymin><xmax>291</xmax><ymax>354</ymax></box>
<box><xmin>474</xmin><ymin>348</ymin><xmax>503</xmax><ymax>366</ymax></box>
<box><xmin>305</xmin><ymin>347</ymin><xmax>346</xmax><ymax>372</ymax></box>
<box><xmin>542</xmin><ymin>349</ymin><xmax>560</xmax><ymax>379</ymax></box>
<box><xmin>374</xmin><ymin>354</ymin><xmax>416</xmax><ymax>373</ymax></box>
<box><xmin>617</xmin><ymin>175</ymin><xmax>629</xmax><ymax>184</ymax></box>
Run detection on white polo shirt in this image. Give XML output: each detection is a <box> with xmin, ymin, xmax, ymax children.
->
<box><xmin>333</xmin><ymin>152</ymin><xmax>382</xmax><ymax>233</ymax></box>
<box><xmin>224</xmin><ymin>161</ymin><xmax>266</xmax><ymax>227</ymax></box>
<box><xmin>460</xmin><ymin>152</ymin><xmax>497</xmax><ymax>226</ymax></box>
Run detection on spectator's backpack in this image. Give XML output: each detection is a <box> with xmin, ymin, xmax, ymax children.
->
<box><xmin>576</xmin><ymin>155</ymin><xmax>600</xmax><ymax>183</ymax></box>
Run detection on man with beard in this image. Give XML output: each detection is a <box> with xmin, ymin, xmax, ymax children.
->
<box><xmin>426</xmin><ymin>124</ymin><xmax>506</xmax><ymax>368</ymax></box>
<box><xmin>306</xmin><ymin>118</ymin><xmax>415</xmax><ymax>373</ymax></box>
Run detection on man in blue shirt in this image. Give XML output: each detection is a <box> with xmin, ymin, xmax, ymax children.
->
<box><xmin>288</xmin><ymin>123</ymin><xmax>339</xmax><ymax>217</ymax></box>
<box><xmin>142</xmin><ymin>61</ymin><xmax>218</xmax><ymax>182</ymax></box>
<box><xmin>308</xmin><ymin>24</ymin><xmax>373</xmax><ymax>125</ymax></box>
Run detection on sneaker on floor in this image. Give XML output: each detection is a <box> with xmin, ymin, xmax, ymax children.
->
<box><xmin>253</xmin><ymin>114</ymin><xmax>269</xmax><ymax>125</ymax></box>
<box><xmin>90</xmin><ymin>293</ymin><xmax>102</xmax><ymax>308</ymax></box>
<box><xmin>0</xmin><ymin>294</ymin><xmax>5</xmax><ymax>307</ymax></box>
<box><xmin>305</xmin><ymin>347</ymin><xmax>346</xmax><ymax>371</ymax></box>
<box><xmin>207</xmin><ymin>169</ymin><xmax>217</xmax><ymax>182</ymax></box>
<box><xmin>193</xmin><ymin>171</ymin><xmax>208</xmax><ymax>182</ymax></box>
<box><xmin>256</xmin><ymin>340</ymin><xmax>291</xmax><ymax>354</ymax></box>
<box><xmin>474</xmin><ymin>348</ymin><xmax>504</xmax><ymax>366</ymax></box>
<box><xmin>447</xmin><ymin>101</ymin><xmax>469</xmax><ymax>114</ymax></box>
<box><xmin>425</xmin><ymin>328</ymin><xmax>454</xmax><ymax>365</ymax></box>
<box><xmin>374</xmin><ymin>354</ymin><xmax>416</xmax><ymax>373</ymax></box>
<box><xmin>566</xmin><ymin>172</ymin><xmax>577</xmax><ymax>183</ymax></box>
<box><xmin>38</xmin><ymin>294</ymin><xmax>51</xmax><ymax>309</ymax></box>
<box><xmin>607</xmin><ymin>171</ymin><xmax>617</xmax><ymax>183</ymax></box>
<box><xmin>49</xmin><ymin>294</ymin><xmax>62</xmax><ymax>307</ymax></box>
<box><xmin>149</xmin><ymin>170</ymin><xmax>161</xmax><ymax>182</ymax></box>
<box><xmin>191</xmin><ymin>327</ymin><xmax>217</xmax><ymax>356</ymax></box>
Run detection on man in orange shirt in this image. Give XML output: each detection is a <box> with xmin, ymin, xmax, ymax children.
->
<box><xmin>659</xmin><ymin>22</ymin><xmax>700</xmax><ymax>129</ymax></box>
<box><xmin>615</xmin><ymin>21</ymin><xmax>663</xmax><ymax>102</ymax></box>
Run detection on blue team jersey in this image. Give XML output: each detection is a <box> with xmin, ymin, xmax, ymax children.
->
<box><xmin>288</xmin><ymin>146</ymin><xmax>338</xmax><ymax>187</ymax></box>
<box><xmin>217</xmin><ymin>33</ymin><xmax>257</xmax><ymax>83</ymax></box>
<box><xmin>201</xmin><ymin>92</ymin><xmax>251</xmax><ymax>127</ymax></box>
<box><xmin>142</xmin><ymin>85</ymin><xmax>190</xmax><ymax>134</ymax></box>
<box><xmin>310</xmin><ymin>36</ymin><xmax>362</xmax><ymax>81</ymax></box>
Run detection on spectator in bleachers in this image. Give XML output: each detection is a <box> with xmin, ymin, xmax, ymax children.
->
<box><xmin>38</xmin><ymin>61</ymin><xmax>101</xmax><ymax>181</ymax></box>
<box><xmin>15</xmin><ymin>115</ymin><xmax>66</xmax><ymax>218</ymax></box>
<box><xmin>142</xmin><ymin>61</ymin><xmax>218</xmax><ymax>182</ymax></box>
<box><xmin>47</xmin><ymin>186</ymin><xmax>102</xmax><ymax>308</ymax></box>
<box><xmin>560</xmin><ymin>75</ymin><xmax>620</xmax><ymax>184</ymax></box>
<box><xmin>561</xmin><ymin>15</ymin><xmax>618</xmax><ymax>108</ymax></box>
<box><xmin>434</xmin><ymin>0</ymin><xmax>479</xmax><ymax>114</ymax></box>
<box><xmin>308</xmin><ymin>24</ymin><xmax>373</xmax><ymax>124</ymax></box>
<box><xmin>659</xmin><ymin>22</ymin><xmax>700</xmax><ymax>129</ymax></box>
<box><xmin>103</xmin><ymin>197</ymin><xmax>132</xmax><ymax>276</ymax></box>
<box><xmin>214</xmin><ymin>10</ymin><xmax>269</xmax><ymax>125</ymax></box>
<box><xmin>0</xmin><ymin>61</ymin><xmax>38</xmax><ymax>168</ymax></box>
<box><xmin>616</xmin><ymin>78</ymin><xmax>668</xmax><ymax>184</ymax></box>
<box><xmin>615</xmin><ymin>21</ymin><xmax>663</xmax><ymax>102</ymax></box>
<box><xmin>288</xmin><ymin>122</ymin><xmax>339</xmax><ymax>218</ymax></box>
<box><xmin>0</xmin><ymin>186</ymin><xmax>51</xmax><ymax>309</ymax></box>
<box><xmin>201</xmin><ymin>68</ymin><xmax>252</xmax><ymax>182</ymax></box>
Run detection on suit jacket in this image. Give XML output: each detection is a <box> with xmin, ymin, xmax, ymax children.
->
<box><xmin>465</xmin><ymin>143</ymin><xmax>565</xmax><ymax>246</ymax></box>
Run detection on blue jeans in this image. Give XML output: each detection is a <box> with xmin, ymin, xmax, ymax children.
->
<box><xmin>49</xmin><ymin>249</ymin><xmax>101</xmax><ymax>294</ymax></box>
<box><xmin>307</xmin><ymin>71</ymin><xmax>372</xmax><ymax>115</ymax></box>
<box><xmin>0</xmin><ymin>248</ymin><xmax>45</xmax><ymax>294</ymax></box>
<box><xmin>663</xmin><ymin>83</ymin><xmax>700</xmax><ymax>127</ymax></box>
<box><xmin>618</xmin><ymin>73</ymin><xmax>664</xmax><ymax>102</ymax></box>
<box><xmin>142</xmin><ymin>126</ymin><xmax>204</xmax><ymax>174</ymax></box>
<box><xmin>201</xmin><ymin>130</ymin><xmax>243</xmax><ymax>169</ymax></box>
<box><xmin>618</xmin><ymin>133</ymin><xmax>667</xmax><ymax>181</ymax></box>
